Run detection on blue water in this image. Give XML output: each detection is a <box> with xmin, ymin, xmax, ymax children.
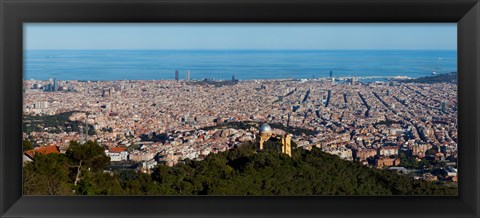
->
<box><xmin>24</xmin><ymin>50</ymin><xmax>457</xmax><ymax>81</ymax></box>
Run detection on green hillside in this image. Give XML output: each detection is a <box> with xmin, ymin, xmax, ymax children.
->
<box><xmin>401</xmin><ymin>72</ymin><xmax>457</xmax><ymax>84</ymax></box>
<box><xmin>23</xmin><ymin>111</ymin><xmax>95</xmax><ymax>135</ymax></box>
<box><xmin>23</xmin><ymin>141</ymin><xmax>457</xmax><ymax>195</ymax></box>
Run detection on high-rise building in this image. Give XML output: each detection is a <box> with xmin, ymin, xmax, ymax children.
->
<box><xmin>186</xmin><ymin>70</ymin><xmax>190</xmax><ymax>81</ymax></box>
<box><xmin>44</xmin><ymin>84</ymin><xmax>52</xmax><ymax>92</ymax></box>
<box><xmin>175</xmin><ymin>70</ymin><xmax>179</xmax><ymax>81</ymax></box>
<box><xmin>232</xmin><ymin>75</ymin><xmax>236</xmax><ymax>82</ymax></box>
<box><xmin>441</xmin><ymin>101</ymin><xmax>447</xmax><ymax>112</ymax></box>
<box><xmin>45</xmin><ymin>78</ymin><xmax>54</xmax><ymax>92</ymax></box>
<box><xmin>53</xmin><ymin>78</ymin><xmax>58</xmax><ymax>91</ymax></box>
<box><xmin>350</xmin><ymin>77</ymin><xmax>359</xmax><ymax>85</ymax></box>
<box><xmin>329</xmin><ymin>70</ymin><xmax>333</xmax><ymax>78</ymax></box>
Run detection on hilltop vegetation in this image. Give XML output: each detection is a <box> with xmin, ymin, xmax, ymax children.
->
<box><xmin>401</xmin><ymin>72</ymin><xmax>457</xmax><ymax>84</ymax></box>
<box><xmin>23</xmin><ymin>111</ymin><xmax>95</xmax><ymax>135</ymax></box>
<box><xmin>23</xmin><ymin>141</ymin><xmax>457</xmax><ymax>196</ymax></box>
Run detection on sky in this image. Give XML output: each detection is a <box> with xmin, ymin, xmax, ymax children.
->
<box><xmin>24</xmin><ymin>23</ymin><xmax>457</xmax><ymax>50</ymax></box>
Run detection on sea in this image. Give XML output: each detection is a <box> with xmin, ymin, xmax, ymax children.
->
<box><xmin>24</xmin><ymin>50</ymin><xmax>457</xmax><ymax>81</ymax></box>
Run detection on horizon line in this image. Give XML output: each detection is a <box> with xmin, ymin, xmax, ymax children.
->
<box><xmin>25</xmin><ymin>48</ymin><xmax>458</xmax><ymax>51</ymax></box>
<box><xmin>25</xmin><ymin>72</ymin><xmax>458</xmax><ymax>82</ymax></box>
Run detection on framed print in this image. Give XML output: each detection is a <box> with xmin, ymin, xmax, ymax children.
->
<box><xmin>21</xmin><ymin>23</ymin><xmax>459</xmax><ymax>196</ymax></box>
<box><xmin>1</xmin><ymin>0</ymin><xmax>480</xmax><ymax>217</ymax></box>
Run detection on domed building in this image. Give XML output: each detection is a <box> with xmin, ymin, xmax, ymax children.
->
<box><xmin>259</xmin><ymin>123</ymin><xmax>272</xmax><ymax>134</ymax></box>
<box><xmin>259</xmin><ymin>123</ymin><xmax>273</xmax><ymax>150</ymax></box>
<box><xmin>258</xmin><ymin>123</ymin><xmax>292</xmax><ymax>157</ymax></box>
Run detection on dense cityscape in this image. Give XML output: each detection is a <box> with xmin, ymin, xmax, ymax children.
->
<box><xmin>23</xmin><ymin>72</ymin><xmax>458</xmax><ymax>187</ymax></box>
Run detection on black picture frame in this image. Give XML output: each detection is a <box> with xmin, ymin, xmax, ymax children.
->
<box><xmin>1</xmin><ymin>0</ymin><xmax>479</xmax><ymax>217</ymax></box>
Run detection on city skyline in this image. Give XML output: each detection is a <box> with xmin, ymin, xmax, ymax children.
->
<box><xmin>22</xmin><ymin>23</ymin><xmax>458</xmax><ymax>196</ymax></box>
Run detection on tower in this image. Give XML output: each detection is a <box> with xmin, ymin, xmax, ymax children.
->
<box><xmin>44</xmin><ymin>83</ymin><xmax>52</xmax><ymax>92</ymax></box>
<box><xmin>53</xmin><ymin>78</ymin><xmax>58</xmax><ymax>92</ymax></box>
<box><xmin>258</xmin><ymin>123</ymin><xmax>272</xmax><ymax>150</ymax></box>
<box><xmin>281</xmin><ymin>134</ymin><xmax>292</xmax><ymax>157</ymax></box>
<box><xmin>84</xmin><ymin>113</ymin><xmax>88</xmax><ymax>142</ymax></box>
<box><xmin>329</xmin><ymin>70</ymin><xmax>333</xmax><ymax>78</ymax></box>
<box><xmin>79</xmin><ymin>126</ymin><xmax>84</xmax><ymax>144</ymax></box>
<box><xmin>175</xmin><ymin>70</ymin><xmax>179</xmax><ymax>81</ymax></box>
<box><xmin>47</xmin><ymin>78</ymin><xmax>53</xmax><ymax>92</ymax></box>
<box><xmin>186</xmin><ymin>70</ymin><xmax>190</xmax><ymax>81</ymax></box>
<box><xmin>441</xmin><ymin>101</ymin><xmax>447</xmax><ymax>112</ymax></box>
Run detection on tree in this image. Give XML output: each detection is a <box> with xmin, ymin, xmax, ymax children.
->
<box><xmin>23</xmin><ymin>140</ymin><xmax>457</xmax><ymax>196</ymax></box>
<box><xmin>23</xmin><ymin>153</ymin><xmax>72</xmax><ymax>195</ymax></box>
<box><xmin>398</xmin><ymin>150</ymin><xmax>419</xmax><ymax>169</ymax></box>
<box><xmin>65</xmin><ymin>141</ymin><xmax>110</xmax><ymax>187</ymax></box>
<box><xmin>23</xmin><ymin>139</ymin><xmax>33</xmax><ymax>151</ymax></box>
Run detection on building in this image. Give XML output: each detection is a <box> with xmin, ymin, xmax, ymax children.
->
<box><xmin>102</xmin><ymin>88</ymin><xmax>111</xmax><ymax>97</ymax></box>
<box><xmin>378</xmin><ymin>146</ymin><xmax>399</xmax><ymax>157</ymax></box>
<box><xmin>412</xmin><ymin>144</ymin><xmax>430</xmax><ymax>158</ymax></box>
<box><xmin>258</xmin><ymin>123</ymin><xmax>292</xmax><ymax>157</ymax></box>
<box><xmin>175</xmin><ymin>70</ymin><xmax>179</xmax><ymax>81</ymax></box>
<box><xmin>281</xmin><ymin>134</ymin><xmax>292</xmax><ymax>157</ymax></box>
<box><xmin>441</xmin><ymin>101</ymin><xmax>447</xmax><ymax>112</ymax></box>
<box><xmin>44</xmin><ymin>83</ymin><xmax>52</xmax><ymax>92</ymax></box>
<box><xmin>375</xmin><ymin>157</ymin><xmax>401</xmax><ymax>168</ymax></box>
<box><xmin>23</xmin><ymin>144</ymin><xmax>60</xmax><ymax>163</ymax></box>
<box><xmin>105</xmin><ymin>147</ymin><xmax>129</xmax><ymax>161</ymax></box>
<box><xmin>140</xmin><ymin>159</ymin><xmax>158</xmax><ymax>173</ymax></box>
<box><xmin>355</xmin><ymin>148</ymin><xmax>377</xmax><ymax>161</ymax></box>
<box><xmin>53</xmin><ymin>78</ymin><xmax>58</xmax><ymax>91</ymax></box>
<box><xmin>186</xmin><ymin>70</ymin><xmax>190</xmax><ymax>81</ymax></box>
<box><xmin>101</xmin><ymin>87</ymin><xmax>115</xmax><ymax>98</ymax></box>
<box><xmin>129</xmin><ymin>151</ymin><xmax>156</xmax><ymax>162</ymax></box>
<box><xmin>33</xmin><ymin>101</ymin><xmax>49</xmax><ymax>109</ymax></box>
<box><xmin>258</xmin><ymin>123</ymin><xmax>272</xmax><ymax>150</ymax></box>
<box><xmin>324</xmin><ymin>148</ymin><xmax>353</xmax><ymax>161</ymax></box>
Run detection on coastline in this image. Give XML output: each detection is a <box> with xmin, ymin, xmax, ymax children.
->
<box><xmin>24</xmin><ymin>49</ymin><xmax>457</xmax><ymax>81</ymax></box>
<box><xmin>25</xmin><ymin>71</ymin><xmax>460</xmax><ymax>85</ymax></box>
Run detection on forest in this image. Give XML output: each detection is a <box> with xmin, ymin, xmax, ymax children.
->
<box><xmin>23</xmin><ymin>111</ymin><xmax>95</xmax><ymax>135</ymax></box>
<box><xmin>23</xmin><ymin>140</ymin><xmax>457</xmax><ymax>196</ymax></box>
